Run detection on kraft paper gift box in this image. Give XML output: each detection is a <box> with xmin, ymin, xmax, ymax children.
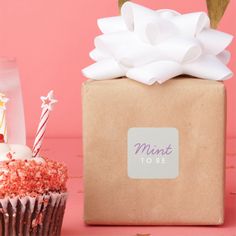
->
<box><xmin>81</xmin><ymin>1</ymin><xmax>233</xmax><ymax>226</ymax></box>
<box><xmin>82</xmin><ymin>77</ymin><xmax>226</xmax><ymax>225</ymax></box>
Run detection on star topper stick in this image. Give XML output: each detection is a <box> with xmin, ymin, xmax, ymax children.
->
<box><xmin>32</xmin><ymin>90</ymin><xmax>57</xmax><ymax>157</ymax></box>
<box><xmin>0</xmin><ymin>93</ymin><xmax>9</xmax><ymax>142</ymax></box>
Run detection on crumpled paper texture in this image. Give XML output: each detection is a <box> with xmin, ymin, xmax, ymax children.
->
<box><xmin>82</xmin><ymin>77</ymin><xmax>225</xmax><ymax>225</ymax></box>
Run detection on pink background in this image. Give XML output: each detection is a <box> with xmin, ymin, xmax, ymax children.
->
<box><xmin>0</xmin><ymin>0</ymin><xmax>235</xmax><ymax>139</ymax></box>
<box><xmin>0</xmin><ymin>1</ymin><xmax>235</xmax><ymax>235</ymax></box>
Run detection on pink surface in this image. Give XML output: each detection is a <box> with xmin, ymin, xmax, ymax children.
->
<box><xmin>0</xmin><ymin>0</ymin><xmax>235</xmax><ymax>138</ymax></box>
<box><xmin>0</xmin><ymin>1</ymin><xmax>235</xmax><ymax>234</ymax></box>
<box><xmin>29</xmin><ymin>138</ymin><xmax>236</xmax><ymax>236</ymax></box>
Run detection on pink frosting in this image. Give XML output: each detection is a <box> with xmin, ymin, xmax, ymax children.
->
<box><xmin>0</xmin><ymin>158</ymin><xmax>68</xmax><ymax>198</ymax></box>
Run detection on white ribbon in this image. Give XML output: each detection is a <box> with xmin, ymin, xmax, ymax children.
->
<box><xmin>82</xmin><ymin>2</ymin><xmax>233</xmax><ymax>85</ymax></box>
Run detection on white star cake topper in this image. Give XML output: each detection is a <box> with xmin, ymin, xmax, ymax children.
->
<box><xmin>0</xmin><ymin>93</ymin><xmax>9</xmax><ymax>110</ymax></box>
<box><xmin>40</xmin><ymin>90</ymin><xmax>58</xmax><ymax>111</ymax></box>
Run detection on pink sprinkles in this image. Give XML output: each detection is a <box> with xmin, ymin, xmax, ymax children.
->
<box><xmin>0</xmin><ymin>159</ymin><xmax>68</xmax><ymax>198</ymax></box>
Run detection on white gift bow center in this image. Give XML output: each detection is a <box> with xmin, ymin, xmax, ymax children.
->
<box><xmin>82</xmin><ymin>2</ymin><xmax>233</xmax><ymax>85</ymax></box>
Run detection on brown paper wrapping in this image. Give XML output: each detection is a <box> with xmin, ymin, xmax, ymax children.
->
<box><xmin>118</xmin><ymin>0</ymin><xmax>129</xmax><ymax>10</ymax></box>
<box><xmin>0</xmin><ymin>192</ymin><xmax>67</xmax><ymax>236</ymax></box>
<box><xmin>82</xmin><ymin>77</ymin><xmax>226</xmax><ymax>225</ymax></box>
<box><xmin>206</xmin><ymin>0</ymin><xmax>230</xmax><ymax>28</ymax></box>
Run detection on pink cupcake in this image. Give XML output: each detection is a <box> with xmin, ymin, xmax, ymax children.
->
<box><xmin>0</xmin><ymin>135</ymin><xmax>68</xmax><ymax>236</ymax></box>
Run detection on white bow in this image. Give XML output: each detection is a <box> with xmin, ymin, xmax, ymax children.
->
<box><xmin>82</xmin><ymin>2</ymin><xmax>233</xmax><ymax>85</ymax></box>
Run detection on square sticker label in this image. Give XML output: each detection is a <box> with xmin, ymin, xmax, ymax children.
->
<box><xmin>128</xmin><ymin>128</ymin><xmax>179</xmax><ymax>179</ymax></box>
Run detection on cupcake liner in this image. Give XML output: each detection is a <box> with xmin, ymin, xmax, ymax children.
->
<box><xmin>0</xmin><ymin>192</ymin><xmax>67</xmax><ymax>236</ymax></box>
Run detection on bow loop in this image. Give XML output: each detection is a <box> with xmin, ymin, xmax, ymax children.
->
<box><xmin>82</xmin><ymin>2</ymin><xmax>233</xmax><ymax>85</ymax></box>
<box><xmin>197</xmin><ymin>28</ymin><xmax>233</xmax><ymax>55</ymax></box>
<box><xmin>97</xmin><ymin>16</ymin><xmax>127</xmax><ymax>34</ymax></box>
<box><xmin>156</xmin><ymin>37</ymin><xmax>202</xmax><ymax>63</ymax></box>
<box><xmin>145</xmin><ymin>19</ymin><xmax>178</xmax><ymax>45</ymax></box>
<box><xmin>121</xmin><ymin>2</ymin><xmax>158</xmax><ymax>31</ymax></box>
<box><xmin>171</xmin><ymin>12</ymin><xmax>210</xmax><ymax>37</ymax></box>
<box><xmin>156</xmin><ymin>9</ymin><xmax>180</xmax><ymax>18</ymax></box>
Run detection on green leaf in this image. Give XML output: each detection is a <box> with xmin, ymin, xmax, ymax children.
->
<box><xmin>206</xmin><ymin>0</ymin><xmax>230</xmax><ymax>28</ymax></box>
